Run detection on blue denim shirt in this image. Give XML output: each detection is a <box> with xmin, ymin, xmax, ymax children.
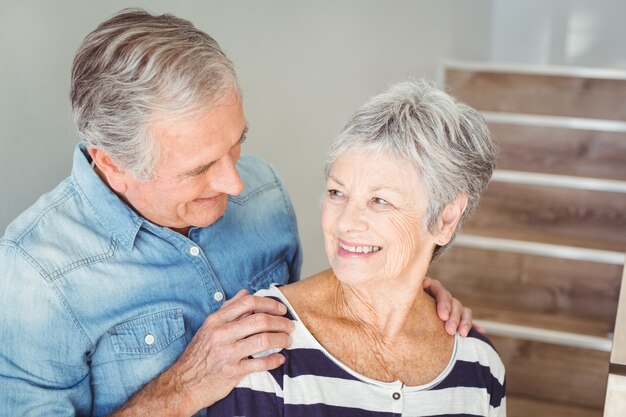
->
<box><xmin>0</xmin><ymin>144</ymin><xmax>302</xmax><ymax>416</ymax></box>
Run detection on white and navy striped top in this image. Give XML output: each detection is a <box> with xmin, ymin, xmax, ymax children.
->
<box><xmin>208</xmin><ymin>286</ymin><xmax>506</xmax><ymax>417</ymax></box>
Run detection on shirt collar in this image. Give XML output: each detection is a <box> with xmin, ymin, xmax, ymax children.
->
<box><xmin>71</xmin><ymin>143</ymin><xmax>143</xmax><ymax>250</ymax></box>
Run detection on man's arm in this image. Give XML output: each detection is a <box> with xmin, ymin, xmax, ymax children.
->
<box><xmin>110</xmin><ymin>290</ymin><xmax>294</xmax><ymax>417</ymax></box>
<box><xmin>0</xmin><ymin>243</ymin><xmax>93</xmax><ymax>416</ymax></box>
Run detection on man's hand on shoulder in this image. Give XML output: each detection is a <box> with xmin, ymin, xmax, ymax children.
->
<box><xmin>423</xmin><ymin>277</ymin><xmax>480</xmax><ymax>337</ymax></box>
<box><xmin>111</xmin><ymin>290</ymin><xmax>294</xmax><ymax>417</ymax></box>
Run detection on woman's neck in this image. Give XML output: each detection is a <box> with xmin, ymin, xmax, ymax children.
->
<box><xmin>328</xmin><ymin>271</ymin><xmax>436</xmax><ymax>340</ymax></box>
<box><xmin>281</xmin><ymin>269</ymin><xmax>454</xmax><ymax>385</ymax></box>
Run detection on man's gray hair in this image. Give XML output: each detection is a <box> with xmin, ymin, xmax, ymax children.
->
<box><xmin>70</xmin><ymin>8</ymin><xmax>240</xmax><ymax>180</ymax></box>
<box><xmin>324</xmin><ymin>79</ymin><xmax>497</xmax><ymax>261</ymax></box>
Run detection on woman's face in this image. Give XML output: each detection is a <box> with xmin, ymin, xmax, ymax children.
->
<box><xmin>322</xmin><ymin>149</ymin><xmax>439</xmax><ymax>287</ymax></box>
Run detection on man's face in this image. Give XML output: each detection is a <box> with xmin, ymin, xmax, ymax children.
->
<box><xmin>120</xmin><ymin>92</ymin><xmax>247</xmax><ymax>233</ymax></box>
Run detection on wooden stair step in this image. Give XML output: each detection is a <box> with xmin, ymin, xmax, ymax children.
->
<box><xmin>445</xmin><ymin>67</ymin><xmax>626</xmax><ymax>120</ymax></box>
<box><xmin>489</xmin><ymin>333</ymin><xmax>609</xmax><ymax>409</ymax></box>
<box><xmin>472</xmin><ymin>305</ymin><xmax>613</xmax><ymax>339</ymax></box>
<box><xmin>429</xmin><ymin>245</ymin><xmax>622</xmax><ymax>326</ymax></box>
<box><xmin>507</xmin><ymin>395</ymin><xmax>603</xmax><ymax>417</ymax></box>
<box><xmin>464</xmin><ymin>181</ymin><xmax>626</xmax><ymax>253</ymax></box>
<box><xmin>488</xmin><ymin>121</ymin><xmax>626</xmax><ymax>181</ymax></box>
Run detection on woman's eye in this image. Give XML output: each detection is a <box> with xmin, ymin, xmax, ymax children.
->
<box><xmin>327</xmin><ymin>189</ymin><xmax>344</xmax><ymax>198</ymax></box>
<box><xmin>373</xmin><ymin>197</ymin><xmax>389</xmax><ymax>206</ymax></box>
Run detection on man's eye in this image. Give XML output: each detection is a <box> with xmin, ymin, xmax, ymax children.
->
<box><xmin>327</xmin><ymin>189</ymin><xmax>343</xmax><ymax>198</ymax></box>
<box><xmin>238</xmin><ymin>134</ymin><xmax>247</xmax><ymax>145</ymax></box>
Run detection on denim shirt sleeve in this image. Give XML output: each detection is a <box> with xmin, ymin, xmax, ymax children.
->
<box><xmin>0</xmin><ymin>242</ymin><xmax>92</xmax><ymax>416</ymax></box>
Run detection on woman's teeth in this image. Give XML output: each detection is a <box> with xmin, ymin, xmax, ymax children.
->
<box><xmin>339</xmin><ymin>241</ymin><xmax>382</xmax><ymax>254</ymax></box>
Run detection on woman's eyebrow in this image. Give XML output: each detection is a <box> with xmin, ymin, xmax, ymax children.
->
<box><xmin>327</xmin><ymin>176</ymin><xmax>344</xmax><ymax>187</ymax></box>
<box><xmin>328</xmin><ymin>176</ymin><xmax>402</xmax><ymax>196</ymax></box>
<box><xmin>371</xmin><ymin>185</ymin><xmax>403</xmax><ymax>194</ymax></box>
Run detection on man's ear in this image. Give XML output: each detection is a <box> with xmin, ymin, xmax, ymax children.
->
<box><xmin>434</xmin><ymin>193</ymin><xmax>468</xmax><ymax>246</ymax></box>
<box><xmin>87</xmin><ymin>147</ymin><xmax>130</xmax><ymax>194</ymax></box>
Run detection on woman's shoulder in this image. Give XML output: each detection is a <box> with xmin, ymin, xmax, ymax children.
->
<box><xmin>459</xmin><ymin>329</ymin><xmax>501</xmax><ymax>357</ymax></box>
<box><xmin>455</xmin><ymin>328</ymin><xmax>506</xmax><ymax>385</ymax></box>
<box><xmin>270</xmin><ymin>270</ymin><xmax>333</xmax><ymax>311</ymax></box>
<box><xmin>253</xmin><ymin>272</ymin><xmax>334</xmax><ymax>334</ymax></box>
<box><xmin>253</xmin><ymin>269</ymin><xmax>328</xmax><ymax>301</ymax></box>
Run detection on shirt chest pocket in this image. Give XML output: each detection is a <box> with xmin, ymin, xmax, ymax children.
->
<box><xmin>248</xmin><ymin>257</ymin><xmax>290</xmax><ymax>293</ymax></box>
<box><xmin>111</xmin><ymin>309</ymin><xmax>185</xmax><ymax>354</ymax></box>
<box><xmin>108</xmin><ymin>309</ymin><xmax>187</xmax><ymax>395</ymax></box>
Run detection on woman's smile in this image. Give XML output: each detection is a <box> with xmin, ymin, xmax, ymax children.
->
<box><xmin>338</xmin><ymin>239</ymin><xmax>383</xmax><ymax>257</ymax></box>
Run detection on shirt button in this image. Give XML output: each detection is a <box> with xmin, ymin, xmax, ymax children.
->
<box><xmin>392</xmin><ymin>392</ymin><xmax>401</xmax><ymax>400</ymax></box>
<box><xmin>189</xmin><ymin>246</ymin><xmax>200</xmax><ymax>256</ymax></box>
<box><xmin>213</xmin><ymin>291</ymin><xmax>224</xmax><ymax>302</ymax></box>
<box><xmin>144</xmin><ymin>334</ymin><xmax>155</xmax><ymax>345</ymax></box>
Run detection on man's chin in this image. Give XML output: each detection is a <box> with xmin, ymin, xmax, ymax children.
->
<box><xmin>188</xmin><ymin>204</ymin><xmax>228</xmax><ymax>228</ymax></box>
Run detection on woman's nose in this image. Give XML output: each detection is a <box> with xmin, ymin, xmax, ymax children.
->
<box><xmin>337</xmin><ymin>202</ymin><xmax>368</xmax><ymax>233</ymax></box>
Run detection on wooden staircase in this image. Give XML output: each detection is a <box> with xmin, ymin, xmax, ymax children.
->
<box><xmin>430</xmin><ymin>62</ymin><xmax>626</xmax><ymax>417</ymax></box>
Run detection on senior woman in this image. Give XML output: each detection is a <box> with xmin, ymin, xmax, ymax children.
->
<box><xmin>208</xmin><ymin>80</ymin><xmax>505</xmax><ymax>416</ymax></box>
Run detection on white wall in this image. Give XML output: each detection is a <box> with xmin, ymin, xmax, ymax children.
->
<box><xmin>2</xmin><ymin>0</ymin><xmax>625</xmax><ymax>277</ymax></box>
<box><xmin>0</xmin><ymin>0</ymin><xmax>452</xmax><ymax>277</ymax></box>
<box><xmin>491</xmin><ymin>0</ymin><xmax>626</xmax><ymax>67</ymax></box>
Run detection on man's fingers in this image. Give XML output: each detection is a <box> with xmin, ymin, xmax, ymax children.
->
<box><xmin>425</xmin><ymin>278</ymin><xmax>452</xmax><ymax>321</ymax></box>
<box><xmin>221</xmin><ymin>289</ymin><xmax>249</xmax><ymax>308</ymax></box>
<box><xmin>170</xmin><ymin>294</ymin><xmax>293</xmax><ymax>410</ymax></box>
<box><xmin>444</xmin><ymin>298</ymin><xmax>463</xmax><ymax>336</ymax></box>
<box><xmin>207</xmin><ymin>294</ymin><xmax>288</xmax><ymax>328</ymax></box>
<box><xmin>423</xmin><ymin>276</ymin><xmax>433</xmax><ymax>290</ymax></box>
<box><xmin>424</xmin><ymin>277</ymin><xmax>475</xmax><ymax>336</ymax></box>
<box><xmin>234</xmin><ymin>330</ymin><xmax>292</xmax><ymax>359</ymax></box>
<box><xmin>458</xmin><ymin>307</ymin><xmax>473</xmax><ymax>337</ymax></box>
<box><xmin>220</xmin><ymin>313</ymin><xmax>294</xmax><ymax>344</ymax></box>
<box><xmin>242</xmin><ymin>353</ymin><xmax>286</xmax><ymax>374</ymax></box>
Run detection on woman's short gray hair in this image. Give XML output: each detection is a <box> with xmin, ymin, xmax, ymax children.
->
<box><xmin>70</xmin><ymin>8</ymin><xmax>240</xmax><ymax>180</ymax></box>
<box><xmin>324</xmin><ymin>79</ymin><xmax>497</xmax><ymax>261</ymax></box>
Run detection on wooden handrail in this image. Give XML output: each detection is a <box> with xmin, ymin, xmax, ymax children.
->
<box><xmin>483</xmin><ymin>111</ymin><xmax>626</xmax><ymax>132</ymax></box>
<box><xmin>603</xmin><ymin>251</ymin><xmax>626</xmax><ymax>416</ymax></box>
<box><xmin>455</xmin><ymin>234</ymin><xmax>625</xmax><ymax>265</ymax></box>
<box><xmin>476</xmin><ymin>319</ymin><xmax>612</xmax><ymax>352</ymax></box>
<box><xmin>492</xmin><ymin>170</ymin><xmax>626</xmax><ymax>193</ymax></box>
<box><xmin>609</xmin><ymin>253</ymin><xmax>626</xmax><ymax>365</ymax></box>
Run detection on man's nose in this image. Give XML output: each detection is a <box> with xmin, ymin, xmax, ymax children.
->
<box><xmin>209</xmin><ymin>154</ymin><xmax>244</xmax><ymax>196</ymax></box>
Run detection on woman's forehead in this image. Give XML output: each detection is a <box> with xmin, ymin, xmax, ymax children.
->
<box><xmin>330</xmin><ymin>150</ymin><xmax>419</xmax><ymax>178</ymax></box>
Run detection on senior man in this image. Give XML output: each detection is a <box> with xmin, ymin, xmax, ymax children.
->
<box><xmin>0</xmin><ymin>8</ymin><xmax>473</xmax><ymax>417</ymax></box>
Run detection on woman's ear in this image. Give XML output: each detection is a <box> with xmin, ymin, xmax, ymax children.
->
<box><xmin>87</xmin><ymin>147</ymin><xmax>130</xmax><ymax>194</ymax></box>
<box><xmin>434</xmin><ymin>193</ymin><xmax>468</xmax><ymax>246</ymax></box>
